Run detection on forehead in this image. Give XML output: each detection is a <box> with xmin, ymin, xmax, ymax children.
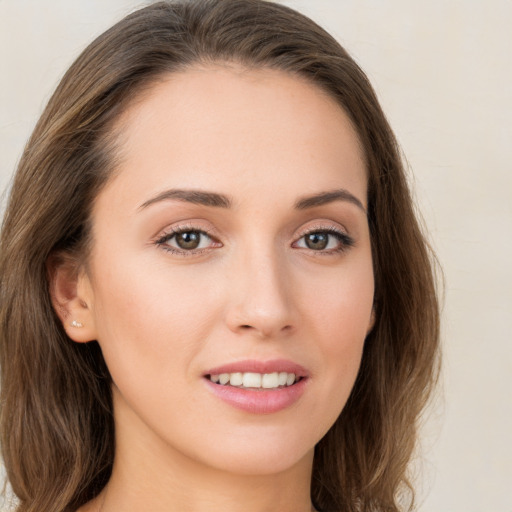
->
<box><xmin>103</xmin><ymin>65</ymin><xmax>367</xmax><ymax>211</ymax></box>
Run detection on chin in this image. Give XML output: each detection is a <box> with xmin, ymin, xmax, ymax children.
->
<box><xmin>185</xmin><ymin>426</ymin><xmax>318</xmax><ymax>476</ymax></box>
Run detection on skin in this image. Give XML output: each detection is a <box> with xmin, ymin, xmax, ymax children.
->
<box><xmin>54</xmin><ymin>65</ymin><xmax>375</xmax><ymax>512</ymax></box>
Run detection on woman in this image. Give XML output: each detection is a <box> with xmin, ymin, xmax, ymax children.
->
<box><xmin>0</xmin><ymin>1</ymin><xmax>440</xmax><ymax>511</ymax></box>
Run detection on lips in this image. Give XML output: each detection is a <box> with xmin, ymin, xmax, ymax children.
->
<box><xmin>203</xmin><ymin>359</ymin><xmax>309</xmax><ymax>414</ymax></box>
<box><xmin>204</xmin><ymin>359</ymin><xmax>309</xmax><ymax>378</ymax></box>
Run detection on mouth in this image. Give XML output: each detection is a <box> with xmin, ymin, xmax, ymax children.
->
<box><xmin>202</xmin><ymin>360</ymin><xmax>309</xmax><ymax>414</ymax></box>
<box><xmin>206</xmin><ymin>371</ymin><xmax>304</xmax><ymax>390</ymax></box>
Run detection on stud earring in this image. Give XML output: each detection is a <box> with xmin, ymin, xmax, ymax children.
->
<box><xmin>71</xmin><ymin>320</ymin><xmax>83</xmax><ymax>328</ymax></box>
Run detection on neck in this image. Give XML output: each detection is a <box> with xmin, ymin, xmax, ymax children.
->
<box><xmin>89</xmin><ymin>389</ymin><xmax>316</xmax><ymax>512</ymax></box>
<box><xmin>100</xmin><ymin>455</ymin><xmax>315</xmax><ymax>512</ymax></box>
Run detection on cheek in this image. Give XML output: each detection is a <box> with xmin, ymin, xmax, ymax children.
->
<box><xmin>299</xmin><ymin>259</ymin><xmax>373</xmax><ymax>417</ymax></box>
<box><xmin>88</xmin><ymin>254</ymin><xmax>223</xmax><ymax>382</ymax></box>
<box><xmin>302</xmin><ymin>255</ymin><xmax>374</xmax><ymax>341</ymax></box>
<box><xmin>87</xmin><ymin>259</ymin><xmax>230</xmax><ymax>437</ymax></box>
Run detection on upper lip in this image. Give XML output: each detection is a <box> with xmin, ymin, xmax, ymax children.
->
<box><xmin>204</xmin><ymin>359</ymin><xmax>309</xmax><ymax>378</ymax></box>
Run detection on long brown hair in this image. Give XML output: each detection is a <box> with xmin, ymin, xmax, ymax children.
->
<box><xmin>0</xmin><ymin>1</ymin><xmax>440</xmax><ymax>511</ymax></box>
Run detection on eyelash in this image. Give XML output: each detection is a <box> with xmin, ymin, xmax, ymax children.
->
<box><xmin>155</xmin><ymin>224</ymin><xmax>354</xmax><ymax>256</ymax></box>
<box><xmin>293</xmin><ymin>226</ymin><xmax>355</xmax><ymax>254</ymax></box>
<box><xmin>155</xmin><ymin>224</ymin><xmax>219</xmax><ymax>257</ymax></box>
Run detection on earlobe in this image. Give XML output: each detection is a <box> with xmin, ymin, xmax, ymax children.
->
<box><xmin>47</xmin><ymin>253</ymin><xmax>97</xmax><ymax>343</ymax></box>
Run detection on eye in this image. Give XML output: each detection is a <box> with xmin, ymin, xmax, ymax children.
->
<box><xmin>293</xmin><ymin>228</ymin><xmax>354</xmax><ymax>253</ymax></box>
<box><xmin>156</xmin><ymin>227</ymin><xmax>220</xmax><ymax>254</ymax></box>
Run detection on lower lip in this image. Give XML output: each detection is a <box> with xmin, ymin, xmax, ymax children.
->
<box><xmin>203</xmin><ymin>377</ymin><xmax>308</xmax><ymax>414</ymax></box>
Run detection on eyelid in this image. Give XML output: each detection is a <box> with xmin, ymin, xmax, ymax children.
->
<box><xmin>153</xmin><ymin>219</ymin><xmax>220</xmax><ymax>240</ymax></box>
<box><xmin>295</xmin><ymin>221</ymin><xmax>348</xmax><ymax>237</ymax></box>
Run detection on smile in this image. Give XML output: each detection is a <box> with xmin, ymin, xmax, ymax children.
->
<box><xmin>203</xmin><ymin>360</ymin><xmax>309</xmax><ymax>414</ymax></box>
<box><xmin>208</xmin><ymin>371</ymin><xmax>300</xmax><ymax>389</ymax></box>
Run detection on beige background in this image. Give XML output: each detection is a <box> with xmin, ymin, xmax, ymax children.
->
<box><xmin>1</xmin><ymin>1</ymin><xmax>511</xmax><ymax>511</ymax></box>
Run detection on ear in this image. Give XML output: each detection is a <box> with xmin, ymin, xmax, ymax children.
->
<box><xmin>47</xmin><ymin>253</ymin><xmax>97</xmax><ymax>343</ymax></box>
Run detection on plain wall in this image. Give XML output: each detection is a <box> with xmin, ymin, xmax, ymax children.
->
<box><xmin>1</xmin><ymin>1</ymin><xmax>511</xmax><ymax>511</ymax></box>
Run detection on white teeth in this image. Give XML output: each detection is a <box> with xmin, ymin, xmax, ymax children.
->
<box><xmin>229</xmin><ymin>372</ymin><xmax>243</xmax><ymax>386</ymax></box>
<box><xmin>243</xmin><ymin>372</ymin><xmax>262</xmax><ymax>388</ymax></box>
<box><xmin>262</xmin><ymin>372</ymin><xmax>278</xmax><ymax>388</ymax></box>
<box><xmin>208</xmin><ymin>371</ymin><xmax>298</xmax><ymax>389</ymax></box>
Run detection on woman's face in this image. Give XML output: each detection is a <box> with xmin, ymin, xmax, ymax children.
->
<box><xmin>77</xmin><ymin>66</ymin><xmax>374</xmax><ymax>475</ymax></box>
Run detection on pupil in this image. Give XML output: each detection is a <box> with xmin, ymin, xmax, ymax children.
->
<box><xmin>306</xmin><ymin>233</ymin><xmax>328</xmax><ymax>250</ymax></box>
<box><xmin>176</xmin><ymin>232</ymin><xmax>200</xmax><ymax>249</ymax></box>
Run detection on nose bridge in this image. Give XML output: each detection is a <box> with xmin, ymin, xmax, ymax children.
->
<box><xmin>226</xmin><ymin>237</ymin><xmax>296</xmax><ymax>338</ymax></box>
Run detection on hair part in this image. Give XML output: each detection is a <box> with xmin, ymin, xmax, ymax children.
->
<box><xmin>0</xmin><ymin>1</ymin><xmax>440</xmax><ymax>511</ymax></box>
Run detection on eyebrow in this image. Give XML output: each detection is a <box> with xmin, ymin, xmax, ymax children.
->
<box><xmin>139</xmin><ymin>189</ymin><xmax>232</xmax><ymax>209</ymax></box>
<box><xmin>294</xmin><ymin>189</ymin><xmax>366</xmax><ymax>213</ymax></box>
<box><xmin>139</xmin><ymin>187</ymin><xmax>365</xmax><ymax>213</ymax></box>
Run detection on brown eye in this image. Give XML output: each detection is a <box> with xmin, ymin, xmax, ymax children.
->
<box><xmin>294</xmin><ymin>229</ymin><xmax>354</xmax><ymax>253</ymax></box>
<box><xmin>157</xmin><ymin>229</ymin><xmax>217</xmax><ymax>253</ymax></box>
<box><xmin>175</xmin><ymin>231</ymin><xmax>202</xmax><ymax>250</ymax></box>
<box><xmin>305</xmin><ymin>233</ymin><xmax>329</xmax><ymax>250</ymax></box>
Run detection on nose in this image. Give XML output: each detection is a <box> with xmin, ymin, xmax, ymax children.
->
<box><xmin>224</xmin><ymin>247</ymin><xmax>298</xmax><ymax>339</ymax></box>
